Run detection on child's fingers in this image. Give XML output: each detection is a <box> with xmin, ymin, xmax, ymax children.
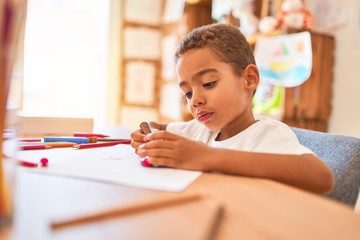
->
<box><xmin>138</xmin><ymin>139</ymin><xmax>172</xmax><ymax>153</ymax></box>
<box><xmin>147</xmin><ymin>156</ymin><xmax>174</xmax><ymax>168</ymax></box>
<box><xmin>130</xmin><ymin>129</ymin><xmax>146</xmax><ymax>141</ymax></box>
<box><xmin>144</xmin><ymin>131</ymin><xmax>180</xmax><ymax>142</ymax></box>
<box><xmin>130</xmin><ymin>129</ymin><xmax>149</xmax><ymax>153</ymax></box>
<box><xmin>130</xmin><ymin>139</ymin><xmax>142</xmax><ymax>150</ymax></box>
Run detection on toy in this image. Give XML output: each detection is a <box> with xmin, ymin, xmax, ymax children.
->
<box><xmin>258</xmin><ymin>16</ymin><xmax>278</xmax><ymax>33</ymax></box>
<box><xmin>277</xmin><ymin>0</ymin><xmax>312</xmax><ymax>30</ymax></box>
<box><xmin>232</xmin><ymin>0</ymin><xmax>259</xmax><ymax>37</ymax></box>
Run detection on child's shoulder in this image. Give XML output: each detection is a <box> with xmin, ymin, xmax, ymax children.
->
<box><xmin>253</xmin><ymin>117</ymin><xmax>290</xmax><ymax>129</ymax></box>
<box><xmin>251</xmin><ymin>118</ymin><xmax>295</xmax><ymax>138</ymax></box>
<box><xmin>248</xmin><ymin>118</ymin><xmax>312</xmax><ymax>154</ymax></box>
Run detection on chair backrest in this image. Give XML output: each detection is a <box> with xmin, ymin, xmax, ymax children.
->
<box><xmin>291</xmin><ymin>127</ymin><xmax>360</xmax><ymax>207</ymax></box>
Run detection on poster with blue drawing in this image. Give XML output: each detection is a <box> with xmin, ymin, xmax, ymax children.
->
<box><xmin>254</xmin><ymin>31</ymin><xmax>312</xmax><ymax>87</ymax></box>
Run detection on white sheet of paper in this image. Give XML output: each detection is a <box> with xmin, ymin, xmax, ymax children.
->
<box><xmin>20</xmin><ymin>144</ymin><xmax>202</xmax><ymax>192</ymax></box>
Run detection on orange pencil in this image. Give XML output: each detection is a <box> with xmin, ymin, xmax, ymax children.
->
<box><xmin>73</xmin><ymin>132</ymin><xmax>109</xmax><ymax>138</ymax></box>
<box><xmin>74</xmin><ymin>141</ymin><xmax>130</xmax><ymax>149</ymax></box>
<box><xmin>45</xmin><ymin>142</ymin><xmax>76</xmax><ymax>148</ymax></box>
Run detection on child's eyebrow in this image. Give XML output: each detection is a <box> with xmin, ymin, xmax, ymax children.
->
<box><xmin>192</xmin><ymin>68</ymin><xmax>218</xmax><ymax>80</ymax></box>
<box><xmin>179</xmin><ymin>68</ymin><xmax>219</xmax><ymax>88</ymax></box>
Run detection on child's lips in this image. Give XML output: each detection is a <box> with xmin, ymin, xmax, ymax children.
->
<box><xmin>198</xmin><ymin>112</ymin><xmax>214</xmax><ymax>122</ymax></box>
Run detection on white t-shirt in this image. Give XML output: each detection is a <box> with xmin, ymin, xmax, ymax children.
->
<box><xmin>166</xmin><ymin>118</ymin><xmax>313</xmax><ymax>155</ymax></box>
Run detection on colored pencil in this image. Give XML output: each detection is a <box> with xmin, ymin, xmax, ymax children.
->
<box><xmin>44</xmin><ymin>137</ymin><xmax>97</xmax><ymax>144</ymax></box>
<box><xmin>45</xmin><ymin>142</ymin><xmax>76</xmax><ymax>148</ymax></box>
<box><xmin>204</xmin><ymin>201</ymin><xmax>224</xmax><ymax>240</ymax></box>
<box><xmin>18</xmin><ymin>160</ymin><xmax>38</xmax><ymax>167</ymax></box>
<box><xmin>20</xmin><ymin>145</ymin><xmax>52</xmax><ymax>150</ymax></box>
<box><xmin>20</xmin><ymin>142</ymin><xmax>76</xmax><ymax>148</ymax></box>
<box><xmin>51</xmin><ymin>193</ymin><xmax>203</xmax><ymax>229</ymax></box>
<box><xmin>97</xmin><ymin>138</ymin><xmax>131</xmax><ymax>143</ymax></box>
<box><xmin>73</xmin><ymin>132</ymin><xmax>109</xmax><ymax>138</ymax></box>
<box><xmin>17</xmin><ymin>158</ymin><xmax>49</xmax><ymax>167</ymax></box>
<box><xmin>19</xmin><ymin>138</ymin><xmax>42</xmax><ymax>142</ymax></box>
<box><xmin>74</xmin><ymin>140</ymin><xmax>130</xmax><ymax>149</ymax></box>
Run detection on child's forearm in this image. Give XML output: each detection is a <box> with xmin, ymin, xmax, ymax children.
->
<box><xmin>205</xmin><ymin>148</ymin><xmax>334</xmax><ymax>194</ymax></box>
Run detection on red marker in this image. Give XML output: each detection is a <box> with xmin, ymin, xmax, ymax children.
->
<box><xmin>74</xmin><ymin>140</ymin><xmax>129</xmax><ymax>149</ymax></box>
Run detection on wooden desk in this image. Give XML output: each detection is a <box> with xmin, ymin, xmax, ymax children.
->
<box><xmin>1</xmin><ymin>166</ymin><xmax>360</xmax><ymax>240</ymax></box>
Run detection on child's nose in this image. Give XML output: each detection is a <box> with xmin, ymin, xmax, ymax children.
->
<box><xmin>191</xmin><ymin>91</ymin><xmax>205</xmax><ymax>107</ymax></box>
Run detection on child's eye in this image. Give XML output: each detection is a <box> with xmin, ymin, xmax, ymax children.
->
<box><xmin>184</xmin><ymin>92</ymin><xmax>192</xmax><ymax>99</ymax></box>
<box><xmin>203</xmin><ymin>81</ymin><xmax>216</xmax><ymax>88</ymax></box>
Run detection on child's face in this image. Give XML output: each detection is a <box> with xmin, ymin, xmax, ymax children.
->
<box><xmin>176</xmin><ymin>47</ymin><xmax>257</xmax><ymax>134</ymax></box>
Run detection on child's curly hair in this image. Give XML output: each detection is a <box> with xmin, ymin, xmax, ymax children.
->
<box><xmin>175</xmin><ymin>23</ymin><xmax>256</xmax><ymax>76</ymax></box>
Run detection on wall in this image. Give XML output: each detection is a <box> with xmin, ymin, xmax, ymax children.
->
<box><xmin>328</xmin><ymin>0</ymin><xmax>360</xmax><ymax>137</ymax></box>
<box><xmin>114</xmin><ymin>0</ymin><xmax>360</xmax><ymax>137</ymax></box>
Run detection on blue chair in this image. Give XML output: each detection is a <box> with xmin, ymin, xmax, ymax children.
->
<box><xmin>291</xmin><ymin>127</ymin><xmax>360</xmax><ymax>207</ymax></box>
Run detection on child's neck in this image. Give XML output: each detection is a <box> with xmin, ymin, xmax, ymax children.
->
<box><xmin>216</xmin><ymin>117</ymin><xmax>256</xmax><ymax>141</ymax></box>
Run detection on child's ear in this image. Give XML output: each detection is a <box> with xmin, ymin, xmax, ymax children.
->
<box><xmin>243</xmin><ymin>64</ymin><xmax>259</xmax><ymax>92</ymax></box>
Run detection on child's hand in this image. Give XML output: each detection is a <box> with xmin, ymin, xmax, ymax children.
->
<box><xmin>137</xmin><ymin>131</ymin><xmax>213</xmax><ymax>171</ymax></box>
<box><xmin>130</xmin><ymin>121</ymin><xmax>167</xmax><ymax>154</ymax></box>
<box><xmin>130</xmin><ymin>128</ymin><xmax>147</xmax><ymax>154</ymax></box>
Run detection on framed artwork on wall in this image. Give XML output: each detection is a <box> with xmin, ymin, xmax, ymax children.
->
<box><xmin>161</xmin><ymin>34</ymin><xmax>178</xmax><ymax>81</ymax></box>
<box><xmin>124</xmin><ymin>27</ymin><xmax>161</xmax><ymax>60</ymax></box>
<box><xmin>124</xmin><ymin>0</ymin><xmax>162</xmax><ymax>25</ymax></box>
<box><xmin>124</xmin><ymin>61</ymin><xmax>156</xmax><ymax>106</ymax></box>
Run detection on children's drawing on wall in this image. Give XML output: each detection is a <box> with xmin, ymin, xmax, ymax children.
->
<box><xmin>124</xmin><ymin>61</ymin><xmax>156</xmax><ymax>106</ymax></box>
<box><xmin>306</xmin><ymin>0</ymin><xmax>348</xmax><ymax>32</ymax></box>
<box><xmin>253</xmin><ymin>31</ymin><xmax>312</xmax><ymax>116</ymax></box>
<box><xmin>254</xmin><ymin>31</ymin><xmax>312</xmax><ymax>87</ymax></box>
<box><xmin>252</xmin><ymin>82</ymin><xmax>282</xmax><ymax>115</ymax></box>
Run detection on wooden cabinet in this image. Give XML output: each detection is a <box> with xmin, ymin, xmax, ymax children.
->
<box><xmin>282</xmin><ymin>32</ymin><xmax>335</xmax><ymax>132</ymax></box>
<box><xmin>252</xmin><ymin>1</ymin><xmax>335</xmax><ymax>132</ymax></box>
